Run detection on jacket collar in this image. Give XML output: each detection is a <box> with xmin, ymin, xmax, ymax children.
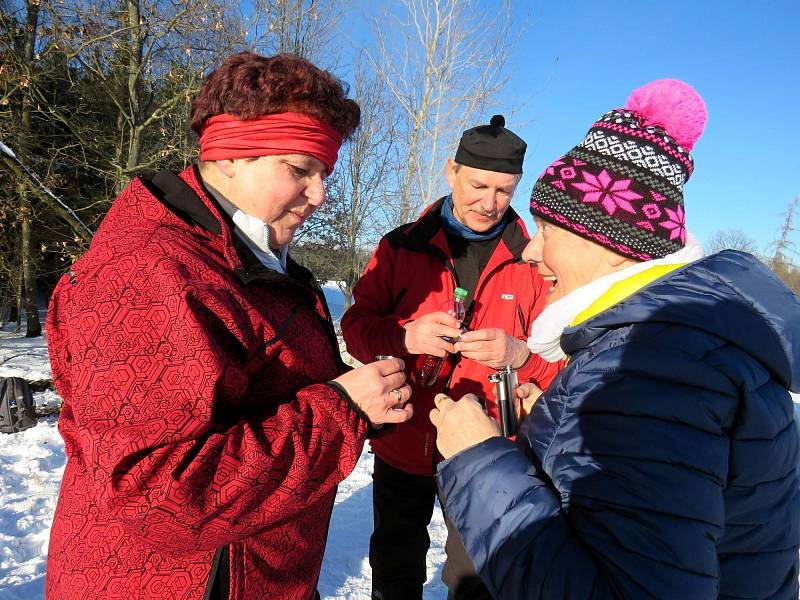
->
<box><xmin>141</xmin><ymin>166</ymin><xmax>313</xmax><ymax>288</ymax></box>
<box><xmin>558</xmin><ymin>250</ymin><xmax>800</xmax><ymax>391</ymax></box>
<box><xmin>387</xmin><ymin>196</ymin><xmax>530</xmax><ymax>262</ymax></box>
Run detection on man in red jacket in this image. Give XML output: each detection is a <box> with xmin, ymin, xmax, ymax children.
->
<box><xmin>341</xmin><ymin>116</ymin><xmax>560</xmax><ymax>600</ymax></box>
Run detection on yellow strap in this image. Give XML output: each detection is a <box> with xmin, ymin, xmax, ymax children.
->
<box><xmin>571</xmin><ymin>263</ymin><xmax>686</xmax><ymax>327</ymax></box>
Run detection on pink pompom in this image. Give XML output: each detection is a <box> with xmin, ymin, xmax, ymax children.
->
<box><xmin>625</xmin><ymin>79</ymin><xmax>707</xmax><ymax>151</ymax></box>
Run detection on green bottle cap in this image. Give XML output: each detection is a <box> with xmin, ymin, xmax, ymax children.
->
<box><xmin>454</xmin><ymin>287</ymin><xmax>468</xmax><ymax>300</ymax></box>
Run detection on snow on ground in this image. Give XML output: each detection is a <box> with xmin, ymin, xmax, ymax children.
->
<box><xmin>318</xmin><ymin>450</ymin><xmax>447</xmax><ymax>600</ymax></box>
<box><xmin>0</xmin><ymin>329</ymin><xmax>448</xmax><ymax>599</ymax></box>
<box><xmin>0</xmin><ymin>414</ymin><xmax>63</xmax><ymax>600</ymax></box>
<box><xmin>0</xmin><ymin>331</ymin><xmax>51</xmax><ymax>383</ymax></box>
<box><xmin>0</xmin><ymin>418</ymin><xmax>447</xmax><ymax>600</ymax></box>
<box><xmin>0</xmin><ymin>325</ymin><xmax>797</xmax><ymax>600</ymax></box>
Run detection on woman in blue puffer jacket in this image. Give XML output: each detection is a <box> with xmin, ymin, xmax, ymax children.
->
<box><xmin>430</xmin><ymin>79</ymin><xmax>800</xmax><ymax>599</ymax></box>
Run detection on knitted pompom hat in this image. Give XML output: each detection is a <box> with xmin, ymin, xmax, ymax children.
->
<box><xmin>455</xmin><ymin>114</ymin><xmax>527</xmax><ymax>174</ymax></box>
<box><xmin>530</xmin><ymin>79</ymin><xmax>707</xmax><ymax>261</ymax></box>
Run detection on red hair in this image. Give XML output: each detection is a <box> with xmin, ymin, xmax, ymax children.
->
<box><xmin>191</xmin><ymin>52</ymin><xmax>360</xmax><ymax>140</ymax></box>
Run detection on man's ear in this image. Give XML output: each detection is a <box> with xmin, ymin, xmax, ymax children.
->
<box><xmin>445</xmin><ymin>158</ymin><xmax>457</xmax><ymax>189</ymax></box>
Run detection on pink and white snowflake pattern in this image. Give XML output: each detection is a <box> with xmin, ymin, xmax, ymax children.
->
<box><xmin>659</xmin><ymin>205</ymin><xmax>686</xmax><ymax>244</ymax></box>
<box><xmin>571</xmin><ymin>169</ymin><xmax>643</xmax><ymax>215</ymax></box>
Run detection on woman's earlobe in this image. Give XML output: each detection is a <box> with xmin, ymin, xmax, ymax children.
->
<box><xmin>606</xmin><ymin>249</ymin><xmax>637</xmax><ymax>269</ymax></box>
<box><xmin>216</xmin><ymin>159</ymin><xmax>237</xmax><ymax>178</ymax></box>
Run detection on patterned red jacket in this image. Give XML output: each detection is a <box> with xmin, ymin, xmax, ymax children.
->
<box><xmin>341</xmin><ymin>199</ymin><xmax>561</xmax><ymax>476</ymax></box>
<box><xmin>45</xmin><ymin>166</ymin><xmax>367</xmax><ymax>600</ymax></box>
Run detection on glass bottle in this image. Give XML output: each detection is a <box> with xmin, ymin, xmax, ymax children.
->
<box><xmin>411</xmin><ymin>287</ymin><xmax>468</xmax><ymax>387</ymax></box>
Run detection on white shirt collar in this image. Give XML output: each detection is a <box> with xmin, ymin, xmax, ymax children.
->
<box><xmin>201</xmin><ymin>177</ymin><xmax>289</xmax><ymax>274</ymax></box>
<box><xmin>230</xmin><ymin>210</ymin><xmax>288</xmax><ymax>274</ymax></box>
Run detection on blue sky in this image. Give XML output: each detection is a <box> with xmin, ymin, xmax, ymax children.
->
<box><xmin>343</xmin><ymin>1</ymin><xmax>799</xmax><ymax>256</ymax></box>
<box><xmin>497</xmin><ymin>0</ymin><xmax>800</xmax><ymax>255</ymax></box>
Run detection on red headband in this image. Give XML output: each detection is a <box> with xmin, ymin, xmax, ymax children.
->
<box><xmin>199</xmin><ymin>112</ymin><xmax>343</xmax><ymax>174</ymax></box>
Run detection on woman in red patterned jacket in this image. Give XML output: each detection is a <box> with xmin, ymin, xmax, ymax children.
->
<box><xmin>45</xmin><ymin>52</ymin><xmax>412</xmax><ymax>600</ymax></box>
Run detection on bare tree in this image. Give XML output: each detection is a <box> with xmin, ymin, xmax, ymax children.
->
<box><xmin>370</xmin><ymin>0</ymin><xmax>517</xmax><ymax>225</ymax></box>
<box><xmin>45</xmin><ymin>0</ymin><xmax>244</xmax><ymax>191</ymax></box>
<box><xmin>769</xmin><ymin>196</ymin><xmax>799</xmax><ymax>271</ymax></box>
<box><xmin>0</xmin><ymin>0</ymin><xmax>359</xmax><ymax>333</ymax></box>
<box><xmin>706</xmin><ymin>229</ymin><xmax>759</xmax><ymax>255</ymax></box>
<box><xmin>247</xmin><ymin>0</ymin><xmax>344</xmax><ymax>66</ymax></box>
<box><xmin>0</xmin><ymin>0</ymin><xmax>43</xmax><ymax>335</ymax></box>
<box><xmin>0</xmin><ymin>0</ymin><xmax>245</xmax><ymax>334</ymax></box>
<box><xmin>304</xmin><ymin>54</ymin><xmax>398</xmax><ymax>308</ymax></box>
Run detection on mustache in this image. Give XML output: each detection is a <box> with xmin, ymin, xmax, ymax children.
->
<box><xmin>474</xmin><ymin>208</ymin><xmax>497</xmax><ymax>218</ymax></box>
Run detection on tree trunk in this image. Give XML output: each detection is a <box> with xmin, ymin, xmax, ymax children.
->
<box><xmin>8</xmin><ymin>284</ymin><xmax>18</xmax><ymax>325</ymax></box>
<box><xmin>19</xmin><ymin>193</ymin><xmax>41</xmax><ymax>336</ymax></box>
<box><xmin>343</xmin><ymin>288</ymin><xmax>353</xmax><ymax>312</ymax></box>
<box><xmin>15</xmin><ymin>263</ymin><xmax>23</xmax><ymax>333</ymax></box>
<box><xmin>18</xmin><ymin>0</ymin><xmax>42</xmax><ymax>336</ymax></box>
<box><xmin>124</xmin><ymin>0</ymin><xmax>143</xmax><ymax>178</ymax></box>
<box><xmin>343</xmin><ymin>261</ymin><xmax>355</xmax><ymax>311</ymax></box>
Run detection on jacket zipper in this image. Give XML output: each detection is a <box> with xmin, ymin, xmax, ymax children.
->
<box><xmin>202</xmin><ymin>545</ymin><xmax>230</xmax><ymax>600</ymax></box>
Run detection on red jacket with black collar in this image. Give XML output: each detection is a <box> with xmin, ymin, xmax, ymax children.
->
<box><xmin>341</xmin><ymin>198</ymin><xmax>560</xmax><ymax>476</ymax></box>
<box><xmin>46</xmin><ymin>165</ymin><xmax>366</xmax><ymax>600</ymax></box>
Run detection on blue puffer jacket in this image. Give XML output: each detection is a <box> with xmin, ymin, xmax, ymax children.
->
<box><xmin>438</xmin><ymin>251</ymin><xmax>800</xmax><ymax>599</ymax></box>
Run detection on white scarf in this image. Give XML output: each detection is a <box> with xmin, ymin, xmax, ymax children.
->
<box><xmin>527</xmin><ymin>234</ymin><xmax>705</xmax><ymax>362</ymax></box>
<box><xmin>231</xmin><ymin>210</ymin><xmax>289</xmax><ymax>275</ymax></box>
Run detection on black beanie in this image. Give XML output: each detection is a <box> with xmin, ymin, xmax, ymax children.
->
<box><xmin>454</xmin><ymin>115</ymin><xmax>526</xmax><ymax>174</ymax></box>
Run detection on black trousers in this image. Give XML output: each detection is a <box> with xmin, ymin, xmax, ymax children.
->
<box><xmin>370</xmin><ymin>455</ymin><xmax>493</xmax><ymax>600</ymax></box>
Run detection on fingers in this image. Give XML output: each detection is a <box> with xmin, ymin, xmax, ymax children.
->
<box><xmin>403</xmin><ymin>313</ymin><xmax>462</xmax><ymax>356</ymax></box>
<box><xmin>382</xmin><ymin>371</ymin><xmax>407</xmax><ymax>392</ymax></box>
<box><xmin>389</xmin><ymin>383</ymin><xmax>412</xmax><ymax>407</ymax></box>
<box><xmin>416</xmin><ymin>336</ymin><xmax>455</xmax><ymax>358</ymax></box>
<box><xmin>374</xmin><ymin>357</ymin><xmax>406</xmax><ymax>376</ymax></box>
<box><xmin>455</xmin><ymin>348</ymin><xmax>495</xmax><ymax>362</ymax></box>
<box><xmin>422</xmin><ymin>324</ymin><xmax>462</xmax><ymax>347</ymax></box>
<box><xmin>372</xmin><ymin>384</ymin><xmax>414</xmax><ymax>426</ymax></box>
<box><xmin>456</xmin><ymin>346</ymin><xmax>506</xmax><ymax>369</ymax></box>
<box><xmin>460</xmin><ymin>393</ymin><xmax>482</xmax><ymax>407</ymax></box>
<box><xmin>429</xmin><ymin>406</ymin><xmax>440</xmax><ymax>427</ymax></box>
<box><xmin>430</xmin><ymin>393</ymin><xmax>486</xmax><ymax>430</ymax></box>
<box><xmin>366</xmin><ymin>360</ymin><xmax>408</xmax><ymax>395</ymax></box>
<box><xmin>430</xmin><ymin>336</ymin><xmax>458</xmax><ymax>355</ymax></box>
<box><xmin>434</xmin><ymin>392</ymin><xmax>454</xmax><ymax>410</ymax></box>
<box><xmin>454</xmin><ymin>330</ymin><xmax>501</xmax><ymax>352</ymax></box>
<box><xmin>420</xmin><ymin>312</ymin><xmax>462</xmax><ymax>342</ymax></box>
<box><xmin>456</xmin><ymin>329</ymin><xmax>495</xmax><ymax>343</ymax></box>
<box><xmin>383</xmin><ymin>402</ymin><xmax>413</xmax><ymax>423</ymax></box>
<box><xmin>514</xmin><ymin>392</ymin><xmax>524</xmax><ymax>422</ymax></box>
<box><xmin>516</xmin><ymin>383</ymin><xmax>543</xmax><ymax>419</ymax></box>
<box><xmin>420</xmin><ymin>311</ymin><xmax>461</xmax><ymax>328</ymax></box>
<box><xmin>437</xmin><ymin>326</ymin><xmax>465</xmax><ymax>341</ymax></box>
<box><xmin>430</xmin><ymin>393</ymin><xmax>449</xmax><ymax>428</ymax></box>
<box><xmin>384</xmin><ymin>384</ymin><xmax>413</xmax><ymax>423</ymax></box>
<box><xmin>516</xmin><ymin>383</ymin><xmax>542</xmax><ymax>399</ymax></box>
<box><xmin>454</xmin><ymin>329</ymin><xmax>517</xmax><ymax>369</ymax></box>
